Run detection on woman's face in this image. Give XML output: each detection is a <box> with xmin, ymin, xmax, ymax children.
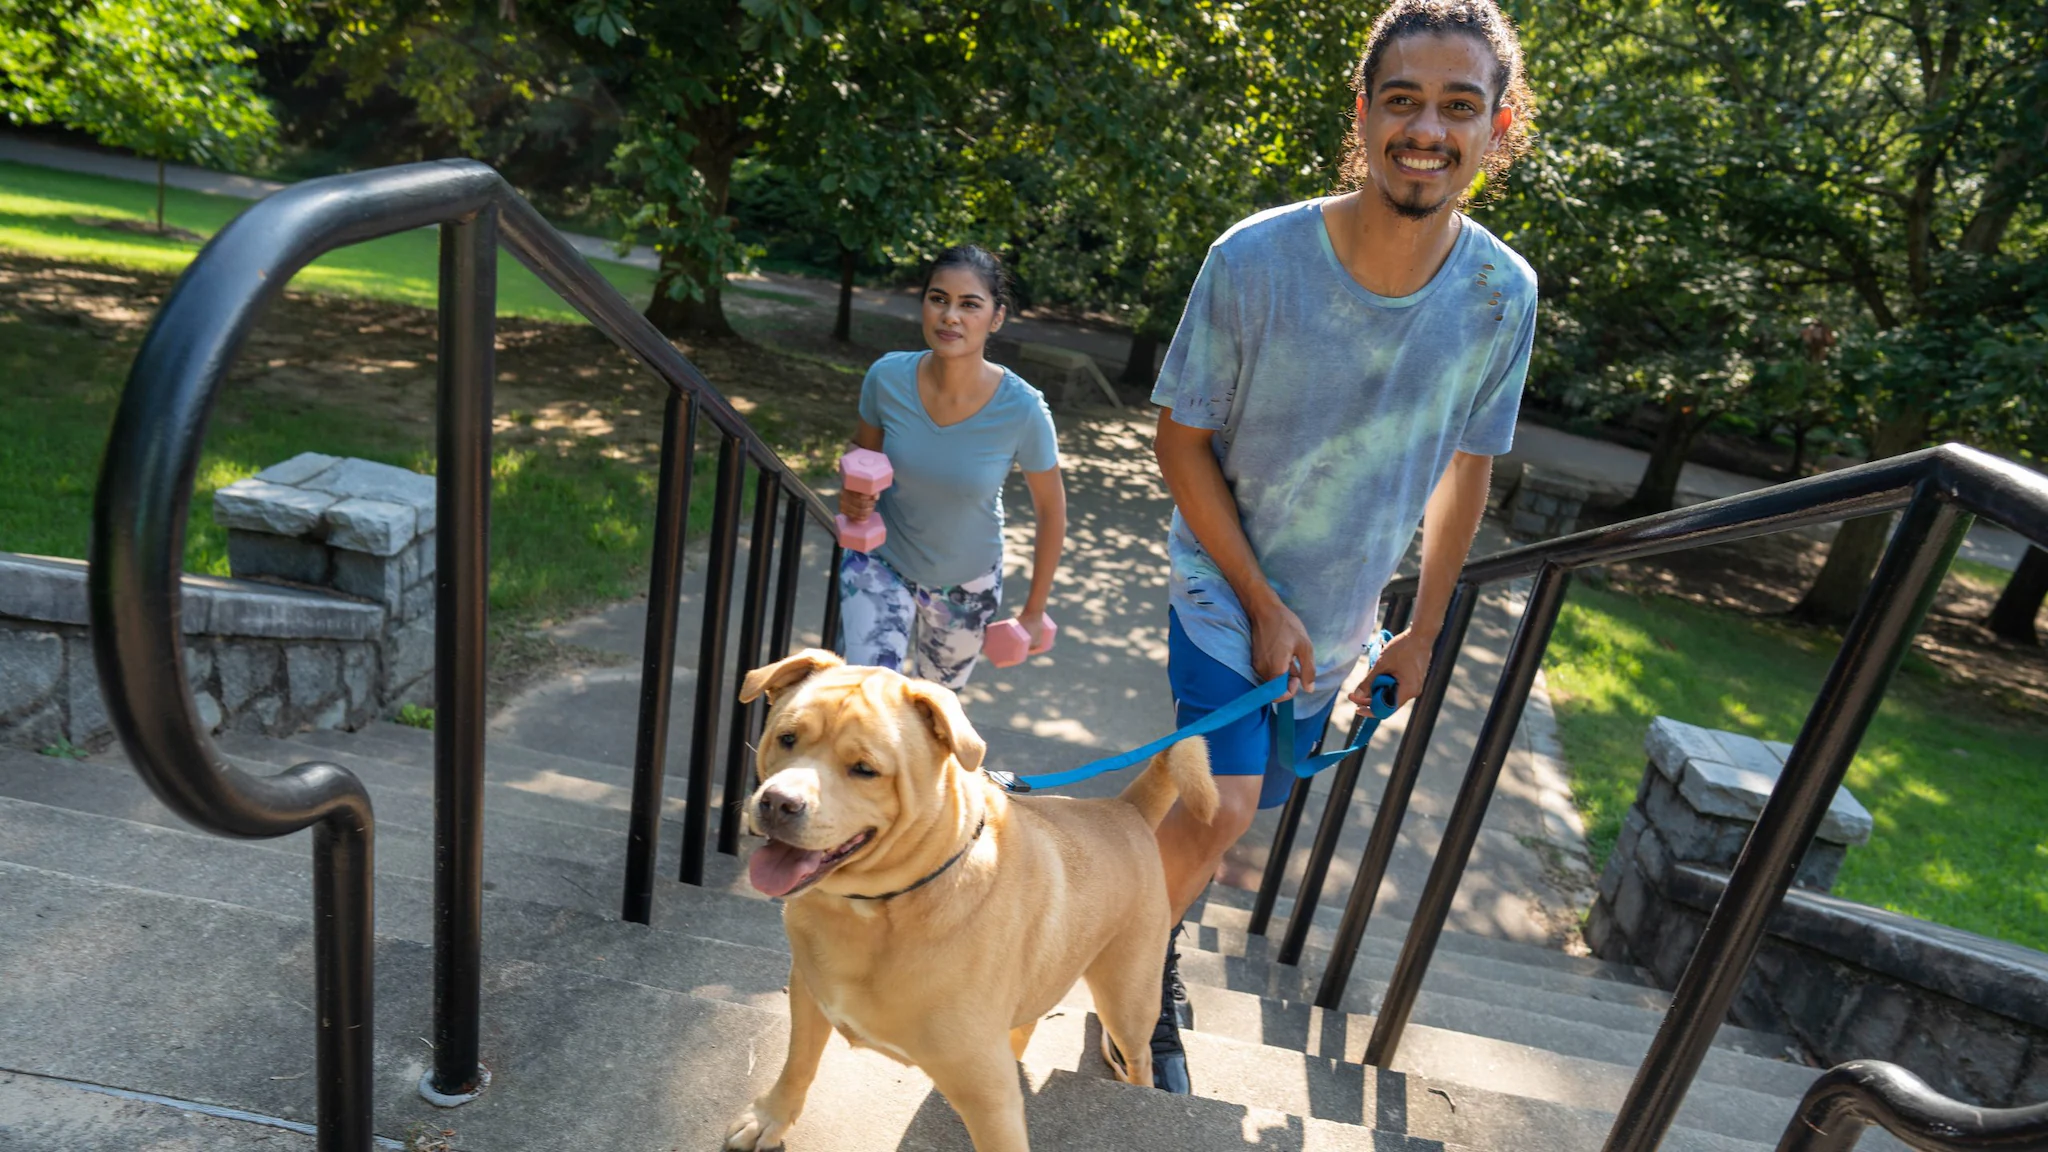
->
<box><xmin>922</xmin><ymin>266</ymin><xmax>1004</xmax><ymax>360</ymax></box>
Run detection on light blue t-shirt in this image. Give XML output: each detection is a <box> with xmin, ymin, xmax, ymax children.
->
<box><xmin>860</xmin><ymin>350</ymin><xmax>1060</xmax><ymax>587</ymax></box>
<box><xmin>1151</xmin><ymin>199</ymin><xmax>1536</xmax><ymax>715</ymax></box>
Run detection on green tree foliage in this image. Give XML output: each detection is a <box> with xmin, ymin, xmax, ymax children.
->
<box><xmin>991</xmin><ymin>4</ymin><xmax>1366</xmax><ymax>383</ymax></box>
<box><xmin>303</xmin><ymin>0</ymin><xmax>620</xmax><ymax>193</ymax></box>
<box><xmin>538</xmin><ymin>0</ymin><xmax>1161</xmax><ymax>339</ymax></box>
<box><xmin>1528</xmin><ymin>0</ymin><xmax>2047</xmax><ymax>619</ymax></box>
<box><xmin>0</xmin><ymin>0</ymin><xmax>297</xmax><ymax>230</ymax></box>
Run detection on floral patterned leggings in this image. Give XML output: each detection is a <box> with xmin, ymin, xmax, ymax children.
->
<box><xmin>836</xmin><ymin>551</ymin><xmax>1003</xmax><ymax>690</ymax></box>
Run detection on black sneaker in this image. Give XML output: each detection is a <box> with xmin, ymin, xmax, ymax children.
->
<box><xmin>1165</xmin><ymin>924</ymin><xmax>1193</xmax><ymax>1031</ymax></box>
<box><xmin>1100</xmin><ymin>998</ymin><xmax>1192</xmax><ymax>1095</ymax></box>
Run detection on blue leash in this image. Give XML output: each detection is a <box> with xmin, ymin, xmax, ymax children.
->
<box><xmin>1008</xmin><ymin>634</ymin><xmax>1399</xmax><ymax>791</ymax></box>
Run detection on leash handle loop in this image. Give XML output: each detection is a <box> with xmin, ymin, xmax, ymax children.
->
<box><xmin>1013</xmin><ymin>631</ymin><xmax>1399</xmax><ymax>791</ymax></box>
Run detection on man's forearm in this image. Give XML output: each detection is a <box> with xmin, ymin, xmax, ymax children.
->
<box><xmin>1409</xmin><ymin>452</ymin><xmax>1494</xmax><ymax>637</ymax></box>
<box><xmin>1154</xmin><ymin>417</ymin><xmax>1280</xmax><ymax>614</ymax></box>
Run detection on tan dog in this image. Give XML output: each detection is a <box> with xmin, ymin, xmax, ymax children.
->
<box><xmin>722</xmin><ymin>650</ymin><xmax>1217</xmax><ymax>1152</ymax></box>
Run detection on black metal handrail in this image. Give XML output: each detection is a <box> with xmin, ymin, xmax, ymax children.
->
<box><xmin>1248</xmin><ymin>443</ymin><xmax>2048</xmax><ymax>1152</ymax></box>
<box><xmin>1776</xmin><ymin>1060</ymin><xmax>2048</xmax><ymax>1151</ymax></box>
<box><xmin>89</xmin><ymin>159</ymin><xmax>841</xmax><ymax>1149</ymax></box>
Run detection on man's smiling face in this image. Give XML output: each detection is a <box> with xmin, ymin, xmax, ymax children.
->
<box><xmin>1356</xmin><ymin>31</ymin><xmax>1514</xmax><ymax>221</ymax></box>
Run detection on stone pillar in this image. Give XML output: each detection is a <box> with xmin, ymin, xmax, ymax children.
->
<box><xmin>1506</xmin><ymin>465</ymin><xmax>1591</xmax><ymax>539</ymax></box>
<box><xmin>1584</xmin><ymin>716</ymin><xmax>1874</xmax><ymax>977</ymax></box>
<box><xmin>213</xmin><ymin>452</ymin><xmax>439</xmax><ymax>712</ymax></box>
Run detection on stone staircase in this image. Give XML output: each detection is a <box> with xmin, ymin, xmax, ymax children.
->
<box><xmin>0</xmin><ymin>721</ymin><xmax>1876</xmax><ymax>1151</ymax></box>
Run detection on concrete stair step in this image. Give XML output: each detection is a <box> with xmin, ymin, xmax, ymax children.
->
<box><xmin>1181</xmin><ymin>919</ymin><xmax>1672</xmax><ymax>1012</ymax></box>
<box><xmin>290</xmin><ymin>721</ymin><xmax>683</xmax><ymax>802</ymax></box>
<box><xmin>201</xmin><ymin>737</ymin><xmax>1771</xmax><ymax>1064</ymax></box>
<box><xmin>0</xmin><ymin>863</ymin><xmax>1492</xmax><ymax>1152</ymax></box>
<box><xmin>1172</xmin><ymin>944</ymin><xmax>1803</xmax><ymax>1099</ymax></box>
<box><xmin>0</xmin><ymin>795</ymin><xmax>796</xmax><ymax>997</ymax></box>
<box><xmin>8</xmin><ymin>739</ymin><xmax>1791</xmax><ymax>1067</ymax></box>
<box><xmin>213</xmin><ymin>730</ymin><xmax>709</xmax><ymax>840</ymax></box>
<box><xmin>2</xmin><ymin>862</ymin><xmax>1820</xmax><ymax>1152</ymax></box>
<box><xmin>173</xmin><ymin>742</ymin><xmax>1701</xmax><ymax>1039</ymax></box>
<box><xmin>0</xmin><ymin>791</ymin><xmax>1830</xmax><ymax>1149</ymax></box>
<box><xmin>0</xmin><ymin>1070</ymin><xmax>332</xmax><ymax>1151</ymax></box>
<box><xmin>2</xmin><ymin>736</ymin><xmax>1826</xmax><ymax>1148</ymax></box>
<box><xmin>229</xmin><ymin>730</ymin><xmax>1646</xmax><ymax>1009</ymax></box>
<box><xmin>1174</xmin><ymin>932</ymin><xmax>1792</xmax><ymax>1063</ymax></box>
<box><xmin>0</xmin><ymin>761</ymin><xmax>651</xmax><ymax>921</ymax></box>
<box><xmin>1188</xmin><ymin>884</ymin><xmax>1659</xmax><ymax>988</ymax></box>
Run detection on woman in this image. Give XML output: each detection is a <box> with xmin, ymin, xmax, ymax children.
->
<box><xmin>837</xmin><ymin>245</ymin><xmax>1066</xmax><ymax>688</ymax></box>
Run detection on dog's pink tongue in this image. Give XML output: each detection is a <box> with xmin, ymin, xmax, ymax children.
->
<box><xmin>749</xmin><ymin>840</ymin><xmax>826</xmax><ymax>897</ymax></box>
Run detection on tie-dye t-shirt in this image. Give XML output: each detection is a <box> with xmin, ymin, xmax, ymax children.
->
<box><xmin>1151</xmin><ymin>199</ymin><xmax>1536</xmax><ymax>716</ymax></box>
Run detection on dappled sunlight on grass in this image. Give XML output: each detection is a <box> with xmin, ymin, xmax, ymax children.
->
<box><xmin>0</xmin><ymin>160</ymin><xmax>655</xmax><ymax>320</ymax></box>
<box><xmin>1546</xmin><ymin>583</ymin><xmax>2048</xmax><ymax>950</ymax></box>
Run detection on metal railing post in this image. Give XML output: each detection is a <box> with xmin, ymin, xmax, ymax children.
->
<box><xmin>428</xmin><ymin>207</ymin><xmax>495</xmax><ymax>1101</ymax></box>
<box><xmin>821</xmin><ymin>542</ymin><xmax>846</xmax><ymax>653</ymax></box>
<box><xmin>769</xmin><ymin>491</ymin><xmax>805</xmax><ymax>658</ymax></box>
<box><xmin>721</xmin><ymin>468</ymin><xmax>780</xmax><ymax>855</ymax></box>
<box><xmin>622</xmin><ymin>392</ymin><xmax>698</xmax><ymax>924</ymax></box>
<box><xmin>1365</xmin><ymin>565</ymin><xmax>1572</xmax><ymax>1066</ymax></box>
<box><xmin>1316</xmin><ymin>584</ymin><xmax>1477</xmax><ymax>1008</ymax></box>
<box><xmin>1248</xmin><ymin>776</ymin><xmax>1313</xmax><ymax>936</ymax></box>
<box><xmin>681</xmin><ymin>436</ymin><xmax>745</xmax><ymax>884</ymax></box>
<box><xmin>1276</xmin><ymin>717</ymin><xmax>1368</xmax><ymax>964</ymax></box>
<box><xmin>1602</xmin><ymin>489</ymin><xmax>1972</xmax><ymax>1152</ymax></box>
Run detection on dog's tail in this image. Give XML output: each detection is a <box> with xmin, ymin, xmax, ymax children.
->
<box><xmin>1119</xmin><ymin>737</ymin><xmax>1219</xmax><ymax>830</ymax></box>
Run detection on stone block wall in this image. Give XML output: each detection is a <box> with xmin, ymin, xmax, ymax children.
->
<box><xmin>1505</xmin><ymin>465</ymin><xmax>1591</xmax><ymax>539</ymax></box>
<box><xmin>1586</xmin><ymin>715</ymin><xmax>2048</xmax><ymax>1107</ymax></box>
<box><xmin>214</xmin><ymin>452</ymin><xmax>438</xmax><ymax>709</ymax></box>
<box><xmin>1</xmin><ymin>451</ymin><xmax>443</xmax><ymax>751</ymax></box>
<box><xmin>1</xmin><ymin>554</ymin><xmax>385</xmax><ymax>748</ymax></box>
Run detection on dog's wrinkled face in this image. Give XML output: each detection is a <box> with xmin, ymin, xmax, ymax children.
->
<box><xmin>739</xmin><ymin>651</ymin><xmax>985</xmax><ymax>898</ymax></box>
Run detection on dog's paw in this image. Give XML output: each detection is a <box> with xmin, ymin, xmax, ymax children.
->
<box><xmin>724</xmin><ymin>1103</ymin><xmax>793</xmax><ymax>1150</ymax></box>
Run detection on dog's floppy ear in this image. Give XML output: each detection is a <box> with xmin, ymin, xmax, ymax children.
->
<box><xmin>901</xmin><ymin>679</ymin><xmax>987</xmax><ymax>774</ymax></box>
<box><xmin>740</xmin><ymin>649</ymin><xmax>843</xmax><ymax>705</ymax></box>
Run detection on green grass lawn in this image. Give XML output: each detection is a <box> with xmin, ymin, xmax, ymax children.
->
<box><xmin>1544</xmin><ymin>583</ymin><xmax>2048</xmax><ymax>951</ymax></box>
<box><xmin>0</xmin><ymin>162</ymin><xmax>656</xmax><ymax>322</ymax></box>
<box><xmin>0</xmin><ymin>309</ymin><xmax>714</xmax><ymax>628</ymax></box>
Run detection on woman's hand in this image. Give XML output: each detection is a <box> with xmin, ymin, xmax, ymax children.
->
<box><xmin>839</xmin><ymin>488</ymin><xmax>877</xmax><ymax>522</ymax></box>
<box><xmin>1015</xmin><ymin>609</ymin><xmax>1054</xmax><ymax>654</ymax></box>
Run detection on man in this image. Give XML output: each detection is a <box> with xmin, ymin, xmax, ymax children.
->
<box><xmin>1136</xmin><ymin>0</ymin><xmax>1539</xmax><ymax>1092</ymax></box>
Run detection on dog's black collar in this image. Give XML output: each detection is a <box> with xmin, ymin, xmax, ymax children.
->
<box><xmin>843</xmin><ymin>815</ymin><xmax>986</xmax><ymax>901</ymax></box>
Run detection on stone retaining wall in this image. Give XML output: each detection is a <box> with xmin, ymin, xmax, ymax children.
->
<box><xmin>1</xmin><ymin>452</ymin><xmax>439</xmax><ymax>751</ymax></box>
<box><xmin>1</xmin><ymin>555</ymin><xmax>386</xmax><ymax>749</ymax></box>
<box><xmin>1587</xmin><ymin>716</ymin><xmax>2048</xmax><ymax>1107</ymax></box>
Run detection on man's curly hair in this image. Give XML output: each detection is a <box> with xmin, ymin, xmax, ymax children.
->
<box><xmin>1339</xmin><ymin>0</ymin><xmax>1536</xmax><ymax>204</ymax></box>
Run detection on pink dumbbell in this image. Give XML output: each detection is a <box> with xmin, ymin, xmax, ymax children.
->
<box><xmin>834</xmin><ymin>448</ymin><xmax>893</xmax><ymax>552</ymax></box>
<box><xmin>983</xmin><ymin>613</ymin><xmax>1057</xmax><ymax>668</ymax></box>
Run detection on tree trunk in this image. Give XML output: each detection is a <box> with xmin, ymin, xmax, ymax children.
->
<box><xmin>643</xmin><ymin>122</ymin><xmax>740</xmax><ymax>340</ymax></box>
<box><xmin>1618</xmin><ymin>396</ymin><xmax>1715</xmax><ymax>517</ymax></box>
<box><xmin>1791</xmin><ymin>411</ymin><xmax>1930</xmax><ymax>626</ymax></box>
<box><xmin>1987</xmin><ymin>546</ymin><xmax>2048</xmax><ymax>645</ymax></box>
<box><xmin>156</xmin><ymin>157</ymin><xmax>166</xmax><ymax>234</ymax></box>
<box><xmin>1122</xmin><ymin>331</ymin><xmax>1162</xmax><ymax>386</ymax></box>
<box><xmin>833</xmin><ymin>244</ymin><xmax>856</xmax><ymax>343</ymax></box>
<box><xmin>646</xmin><ymin>258</ymin><xmax>738</xmax><ymax>340</ymax></box>
<box><xmin>1788</xmin><ymin>422</ymin><xmax>1812</xmax><ymax>478</ymax></box>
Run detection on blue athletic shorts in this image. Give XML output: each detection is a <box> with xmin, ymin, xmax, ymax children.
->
<box><xmin>1167</xmin><ymin>609</ymin><xmax>1336</xmax><ymax>810</ymax></box>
